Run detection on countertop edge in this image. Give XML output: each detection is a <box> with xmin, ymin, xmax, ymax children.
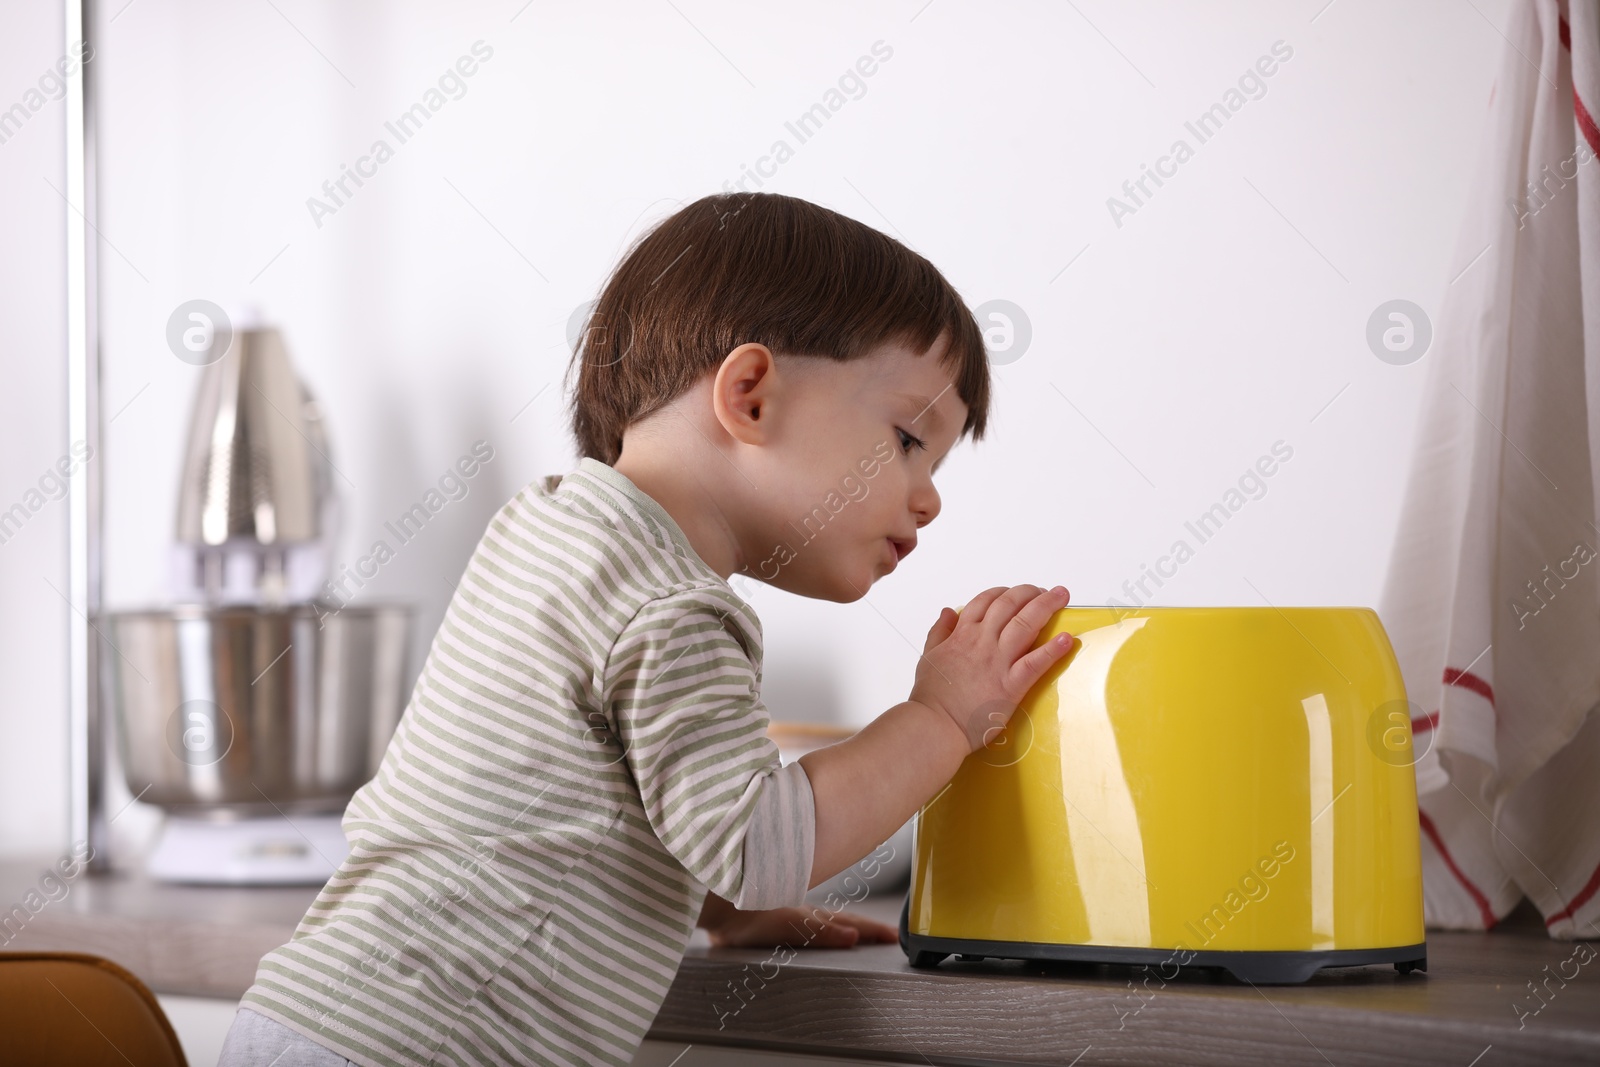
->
<box><xmin>5</xmin><ymin>867</ymin><xmax>1599</xmax><ymax>1066</ymax></box>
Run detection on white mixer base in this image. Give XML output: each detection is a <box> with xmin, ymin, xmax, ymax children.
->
<box><xmin>146</xmin><ymin>814</ymin><xmax>350</xmax><ymax>885</ymax></box>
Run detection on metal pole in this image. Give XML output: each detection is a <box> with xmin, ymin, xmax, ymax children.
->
<box><xmin>66</xmin><ymin>0</ymin><xmax>107</xmax><ymax>869</ymax></box>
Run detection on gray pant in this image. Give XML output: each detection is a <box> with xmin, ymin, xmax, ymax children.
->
<box><xmin>218</xmin><ymin>1007</ymin><xmax>359</xmax><ymax>1066</ymax></box>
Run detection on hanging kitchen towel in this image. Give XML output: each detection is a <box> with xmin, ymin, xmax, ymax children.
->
<box><xmin>1378</xmin><ymin>0</ymin><xmax>1600</xmax><ymax>939</ymax></box>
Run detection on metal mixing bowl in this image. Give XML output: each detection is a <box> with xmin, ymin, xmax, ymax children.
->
<box><xmin>97</xmin><ymin>602</ymin><xmax>412</xmax><ymax>816</ymax></box>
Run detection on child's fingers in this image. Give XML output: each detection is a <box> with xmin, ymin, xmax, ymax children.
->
<box><xmin>1011</xmin><ymin>629</ymin><xmax>1075</xmax><ymax>691</ymax></box>
<box><xmin>999</xmin><ymin>585</ymin><xmax>1070</xmax><ymax>661</ymax></box>
<box><xmin>829</xmin><ymin>912</ymin><xmax>899</xmax><ymax>942</ymax></box>
<box><xmin>977</xmin><ymin>584</ymin><xmax>1044</xmax><ymax>641</ymax></box>
<box><xmin>805</xmin><ymin>918</ymin><xmax>863</xmax><ymax>948</ymax></box>
<box><xmin>958</xmin><ymin>585</ymin><xmax>1014</xmax><ymax>626</ymax></box>
<box><xmin>922</xmin><ymin>607</ymin><xmax>957</xmax><ymax>652</ymax></box>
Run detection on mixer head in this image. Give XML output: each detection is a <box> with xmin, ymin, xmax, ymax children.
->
<box><xmin>172</xmin><ymin>325</ymin><xmax>338</xmax><ymax>604</ymax></box>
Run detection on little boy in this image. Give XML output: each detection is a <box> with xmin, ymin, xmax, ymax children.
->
<box><xmin>220</xmin><ymin>191</ymin><xmax>1073</xmax><ymax>1066</ymax></box>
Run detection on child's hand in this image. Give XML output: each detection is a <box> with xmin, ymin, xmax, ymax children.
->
<box><xmin>909</xmin><ymin>584</ymin><xmax>1074</xmax><ymax>753</ymax></box>
<box><xmin>704</xmin><ymin>904</ymin><xmax>899</xmax><ymax>949</ymax></box>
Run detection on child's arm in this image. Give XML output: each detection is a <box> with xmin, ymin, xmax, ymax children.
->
<box><xmin>799</xmin><ymin>584</ymin><xmax>1072</xmax><ymax>888</ymax></box>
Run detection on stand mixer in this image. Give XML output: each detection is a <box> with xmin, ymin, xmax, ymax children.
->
<box><xmin>97</xmin><ymin>323</ymin><xmax>412</xmax><ymax>884</ymax></box>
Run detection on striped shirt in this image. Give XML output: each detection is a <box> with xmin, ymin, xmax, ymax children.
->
<box><xmin>239</xmin><ymin>457</ymin><xmax>816</xmax><ymax>1066</ymax></box>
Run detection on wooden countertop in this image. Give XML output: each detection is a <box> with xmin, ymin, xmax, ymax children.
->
<box><xmin>3</xmin><ymin>860</ymin><xmax>1597</xmax><ymax>1065</ymax></box>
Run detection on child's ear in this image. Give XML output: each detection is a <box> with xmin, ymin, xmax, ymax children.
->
<box><xmin>712</xmin><ymin>343</ymin><xmax>778</xmax><ymax>446</ymax></box>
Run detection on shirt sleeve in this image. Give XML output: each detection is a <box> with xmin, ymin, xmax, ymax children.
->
<box><xmin>604</xmin><ymin>587</ymin><xmax>815</xmax><ymax>910</ymax></box>
<box><xmin>739</xmin><ymin>760</ymin><xmax>815</xmax><ymax>907</ymax></box>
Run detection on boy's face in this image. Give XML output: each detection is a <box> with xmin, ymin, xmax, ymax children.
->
<box><xmin>738</xmin><ymin>335</ymin><xmax>968</xmax><ymax>602</ymax></box>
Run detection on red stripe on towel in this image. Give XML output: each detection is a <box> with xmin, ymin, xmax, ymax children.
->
<box><xmin>1443</xmin><ymin>667</ymin><xmax>1495</xmax><ymax>709</ymax></box>
<box><xmin>1546</xmin><ymin>857</ymin><xmax>1600</xmax><ymax>927</ymax></box>
<box><xmin>1419</xmin><ymin>809</ymin><xmax>1499</xmax><ymax>929</ymax></box>
<box><xmin>1416</xmin><ymin>667</ymin><xmax>1491</xmax><ymax>737</ymax></box>
<box><xmin>1558</xmin><ymin>15</ymin><xmax>1600</xmax><ymax>157</ymax></box>
<box><xmin>1576</xmin><ymin>90</ymin><xmax>1600</xmax><ymax>157</ymax></box>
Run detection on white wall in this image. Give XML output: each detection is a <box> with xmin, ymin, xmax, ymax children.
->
<box><xmin>3</xmin><ymin>0</ymin><xmax>1512</xmax><ymax>858</ymax></box>
<box><xmin>1</xmin><ymin>2</ymin><xmax>74</xmax><ymax>855</ymax></box>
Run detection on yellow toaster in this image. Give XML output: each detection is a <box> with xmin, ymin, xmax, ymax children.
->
<box><xmin>899</xmin><ymin>605</ymin><xmax>1427</xmax><ymax>984</ymax></box>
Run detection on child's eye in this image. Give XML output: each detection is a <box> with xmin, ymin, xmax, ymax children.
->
<box><xmin>896</xmin><ymin>427</ymin><xmax>926</xmax><ymax>455</ymax></box>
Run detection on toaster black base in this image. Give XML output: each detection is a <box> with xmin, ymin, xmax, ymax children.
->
<box><xmin>898</xmin><ymin>898</ymin><xmax>1427</xmax><ymax>985</ymax></box>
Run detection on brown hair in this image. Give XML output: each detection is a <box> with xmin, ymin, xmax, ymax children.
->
<box><xmin>564</xmin><ymin>191</ymin><xmax>991</xmax><ymax>465</ymax></box>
